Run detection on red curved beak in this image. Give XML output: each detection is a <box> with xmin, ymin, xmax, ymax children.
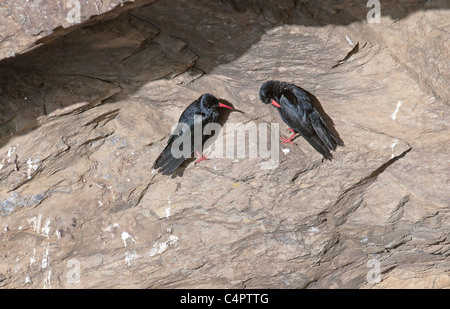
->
<box><xmin>271</xmin><ymin>99</ymin><xmax>281</xmax><ymax>108</ymax></box>
<box><xmin>219</xmin><ymin>102</ymin><xmax>233</xmax><ymax>109</ymax></box>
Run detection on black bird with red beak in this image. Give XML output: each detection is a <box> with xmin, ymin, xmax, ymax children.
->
<box><xmin>152</xmin><ymin>93</ymin><xmax>233</xmax><ymax>175</ymax></box>
<box><xmin>259</xmin><ymin>81</ymin><xmax>343</xmax><ymax>160</ymax></box>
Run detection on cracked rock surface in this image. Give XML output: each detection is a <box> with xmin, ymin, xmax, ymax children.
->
<box><xmin>0</xmin><ymin>0</ymin><xmax>449</xmax><ymax>288</ymax></box>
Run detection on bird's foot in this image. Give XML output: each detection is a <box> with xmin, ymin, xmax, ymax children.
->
<box><xmin>195</xmin><ymin>150</ymin><xmax>210</xmax><ymax>165</ymax></box>
<box><xmin>280</xmin><ymin>129</ymin><xmax>297</xmax><ymax>145</ymax></box>
<box><xmin>280</xmin><ymin>136</ymin><xmax>295</xmax><ymax>145</ymax></box>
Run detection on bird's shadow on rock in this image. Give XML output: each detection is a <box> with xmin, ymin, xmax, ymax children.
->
<box><xmin>170</xmin><ymin>100</ymin><xmax>244</xmax><ymax>178</ymax></box>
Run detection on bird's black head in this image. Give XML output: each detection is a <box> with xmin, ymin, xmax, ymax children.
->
<box><xmin>200</xmin><ymin>93</ymin><xmax>219</xmax><ymax>109</ymax></box>
<box><xmin>259</xmin><ymin>80</ymin><xmax>279</xmax><ymax>105</ymax></box>
<box><xmin>200</xmin><ymin>93</ymin><xmax>233</xmax><ymax>111</ymax></box>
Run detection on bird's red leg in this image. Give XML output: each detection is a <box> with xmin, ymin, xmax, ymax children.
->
<box><xmin>195</xmin><ymin>150</ymin><xmax>210</xmax><ymax>165</ymax></box>
<box><xmin>280</xmin><ymin>128</ymin><xmax>297</xmax><ymax>145</ymax></box>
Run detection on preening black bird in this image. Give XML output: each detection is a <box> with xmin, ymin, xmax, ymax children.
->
<box><xmin>152</xmin><ymin>93</ymin><xmax>233</xmax><ymax>175</ymax></box>
<box><xmin>259</xmin><ymin>81</ymin><xmax>343</xmax><ymax>160</ymax></box>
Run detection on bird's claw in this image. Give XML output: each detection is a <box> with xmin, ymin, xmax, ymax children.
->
<box><xmin>280</xmin><ymin>136</ymin><xmax>296</xmax><ymax>145</ymax></box>
<box><xmin>195</xmin><ymin>151</ymin><xmax>210</xmax><ymax>165</ymax></box>
<box><xmin>280</xmin><ymin>129</ymin><xmax>298</xmax><ymax>145</ymax></box>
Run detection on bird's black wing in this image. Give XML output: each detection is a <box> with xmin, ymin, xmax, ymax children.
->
<box><xmin>152</xmin><ymin>102</ymin><xmax>208</xmax><ymax>175</ymax></box>
<box><xmin>278</xmin><ymin>90</ymin><xmax>334</xmax><ymax>160</ymax></box>
<box><xmin>291</xmin><ymin>86</ymin><xmax>342</xmax><ymax>149</ymax></box>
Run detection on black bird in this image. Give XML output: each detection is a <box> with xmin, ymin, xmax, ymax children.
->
<box><xmin>152</xmin><ymin>93</ymin><xmax>233</xmax><ymax>175</ymax></box>
<box><xmin>259</xmin><ymin>81</ymin><xmax>343</xmax><ymax>160</ymax></box>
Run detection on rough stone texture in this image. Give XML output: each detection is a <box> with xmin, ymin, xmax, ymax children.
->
<box><xmin>0</xmin><ymin>0</ymin><xmax>156</xmax><ymax>60</ymax></box>
<box><xmin>0</xmin><ymin>0</ymin><xmax>449</xmax><ymax>288</ymax></box>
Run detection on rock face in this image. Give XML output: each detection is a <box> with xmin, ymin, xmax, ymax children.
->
<box><xmin>0</xmin><ymin>0</ymin><xmax>156</xmax><ymax>60</ymax></box>
<box><xmin>0</xmin><ymin>0</ymin><xmax>449</xmax><ymax>288</ymax></box>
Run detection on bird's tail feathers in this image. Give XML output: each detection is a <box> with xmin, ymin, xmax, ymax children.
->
<box><xmin>309</xmin><ymin>110</ymin><xmax>342</xmax><ymax>151</ymax></box>
<box><xmin>152</xmin><ymin>143</ymin><xmax>187</xmax><ymax>175</ymax></box>
<box><xmin>302</xmin><ymin>133</ymin><xmax>333</xmax><ymax>160</ymax></box>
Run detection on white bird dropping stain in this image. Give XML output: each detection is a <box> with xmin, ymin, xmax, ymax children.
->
<box><xmin>282</xmin><ymin>148</ymin><xmax>290</xmax><ymax>155</ymax></box>
<box><xmin>166</xmin><ymin>196</ymin><xmax>171</xmax><ymax>218</ymax></box>
<box><xmin>391</xmin><ymin>101</ymin><xmax>402</xmax><ymax>120</ymax></box>
<box><xmin>149</xmin><ymin>235</ymin><xmax>179</xmax><ymax>257</ymax></box>
<box><xmin>125</xmin><ymin>251</ymin><xmax>139</xmax><ymax>267</ymax></box>
<box><xmin>25</xmin><ymin>158</ymin><xmax>39</xmax><ymax>179</ymax></box>
<box><xmin>41</xmin><ymin>219</ymin><xmax>51</xmax><ymax>239</ymax></box>
<box><xmin>121</xmin><ymin>231</ymin><xmax>136</xmax><ymax>247</ymax></box>
<box><xmin>30</xmin><ymin>248</ymin><xmax>36</xmax><ymax>267</ymax></box>
<box><xmin>390</xmin><ymin>139</ymin><xmax>399</xmax><ymax>158</ymax></box>
<box><xmin>6</xmin><ymin>146</ymin><xmax>16</xmax><ymax>163</ymax></box>
<box><xmin>43</xmin><ymin>270</ymin><xmax>51</xmax><ymax>289</ymax></box>
<box><xmin>345</xmin><ymin>35</ymin><xmax>354</xmax><ymax>46</ymax></box>
<box><xmin>308</xmin><ymin>227</ymin><xmax>320</xmax><ymax>234</ymax></box>
<box><xmin>42</xmin><ymin>245</ymin><xmax>50</xmax><ymax>269</ymax></box>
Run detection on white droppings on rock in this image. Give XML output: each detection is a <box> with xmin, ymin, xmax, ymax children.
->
<box><xmin>121</xmin><ymin>231</ymin><xmax>136</xmax><ymax>247</ymax></box>
<box><xmin>149</xmin><ymin>235</ymin><xmax>179</xmax><ymax>257</ymax></box>
<box><xmin>391</xmin><ymin>101</ymin><xmax>402</xmax><ymax>120</ymax></box>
